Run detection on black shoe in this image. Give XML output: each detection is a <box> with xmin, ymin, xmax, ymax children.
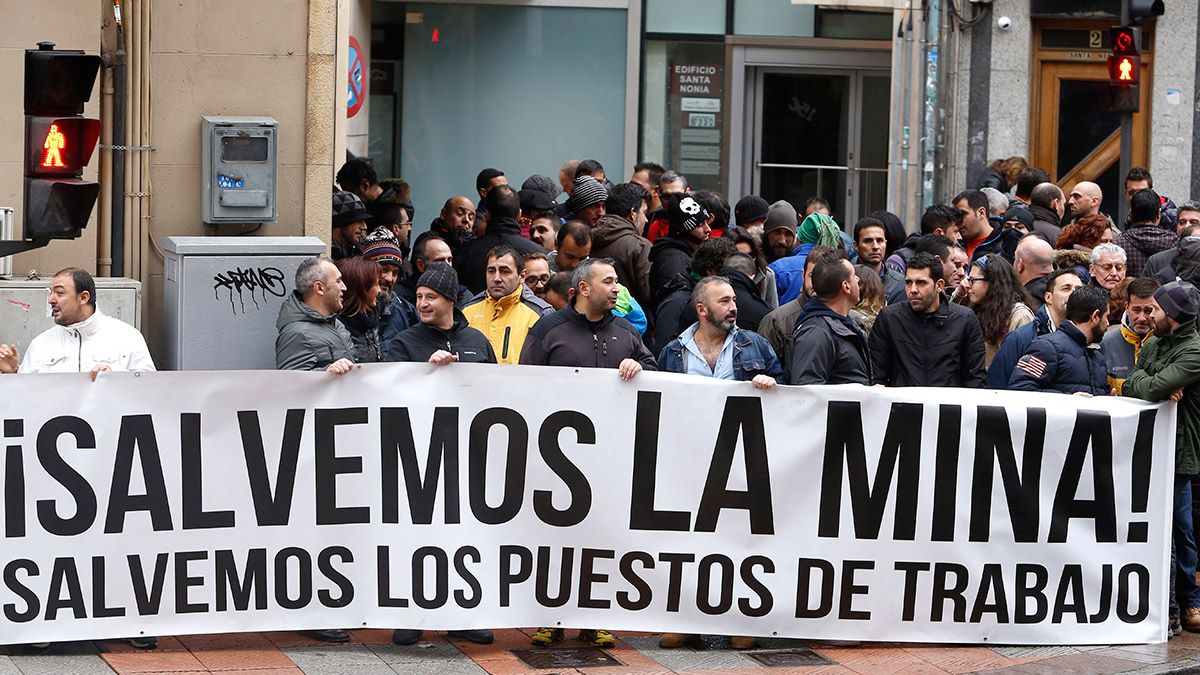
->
<box><xmin>392</xmin><ymin>629</ymin><xmax>423</xmax><ymax>645</ymax></box>
<box><xmin>448</xmin><ymin>629</ymin><xmax>494</xmax><ymax>645</ymax></box>
<box><xmin>128</xmin><ymin>636</ymin><xmax>158</xmax><ymax>649</ymax></box>
<box><xmin>299</xmin><ymin>629</ymin><xmax>351</xmax><ymax>643</ymax></box>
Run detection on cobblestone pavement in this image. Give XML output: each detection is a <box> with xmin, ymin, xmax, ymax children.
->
<box><xmin>4</xmin><ymin>628</ymin><xmax>1199</xmax><ymax>674</ymax></box>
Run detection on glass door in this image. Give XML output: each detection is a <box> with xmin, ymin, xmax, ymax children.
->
<box><xmin>751</xmin><ymin>68</ymin><xmax>889</xmax><ymax>228</ymax></box>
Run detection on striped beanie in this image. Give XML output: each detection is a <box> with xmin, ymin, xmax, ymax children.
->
<box><xmin>362</xmin><ymin>227</ymin><xmax>404</xmax><ymax>266</ymax></box>
<box><xmin>568</xmin><ymin>176</ymin><xmax>608</xmax><ymax>213</ymax></box>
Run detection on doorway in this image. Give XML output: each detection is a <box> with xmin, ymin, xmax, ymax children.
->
<box><xmin>1030</xmin><ymin>21</ymin><xmax>1152</xmax><ymax>218</ymax></box>
<box><xmin>747</xmin><ymin>68</ymin><xmax>890</xmax><ymax>228</ymax></box>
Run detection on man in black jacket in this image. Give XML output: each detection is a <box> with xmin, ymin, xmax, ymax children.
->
<box><xmin>719</xmin><ymin>253</ymin><xmax>770</xmax><ymax>332</ymax></box>
<box><xmin>519</xmin><ymin>257</ymin><xmax>654</xmax><ymax>648</ymax></box>
<box><xmin>649</xmin><ymin>193</ymin><xmax>712</xmax><ymax>311</ymax></box>
<box><xmin>868</xmin><ymin>253</ymin><xmax>986</xmax><ymax>387</ymax></box>
<box><xmin>521</xmin><ymin>258</ymin><xmax>656</xmax><ymax>378</ymax></box>
<box><xmin>790</xmin><ymin>250</ymin><xmax>871</xmax><ymax>385</ymax></box>
<box><xmin>457</xmin><ymin>185</ymin><xmax>546</xmax><ymax>294</ymax></box>
<box><xmin>386</xmin><ymin>263</ymin><xmax>496</xmax><ymax>365</ymax></box>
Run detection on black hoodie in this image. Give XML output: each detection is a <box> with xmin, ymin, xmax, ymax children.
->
<box><xmin>649</xmin><ymin>235</ymin><xmax>698</xmax><ymax>312</ymax></box>
<box><xmin>721</xmin><ymin>269</ymin><xmax>771</xmax><ymax>332</ymax></box>
<box><xmin>456</xmin><ymin>216</ymin><xmax>547</xmax><ymax>294</ymax></box>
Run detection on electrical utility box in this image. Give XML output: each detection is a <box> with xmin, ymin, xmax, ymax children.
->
<box><xmin>0</xmin><ymin>277</ymin><xmax>142</xmax><ymax>358</ymax></box>
<box><xmin>201</xmin><ymin>116</ymin><xmax>278</xmax><ymax>224</ymax></box>
<box><xmin>162</xmin><ymin>236</ymin><xmax>325</xmax><ymax>371</ymax></box>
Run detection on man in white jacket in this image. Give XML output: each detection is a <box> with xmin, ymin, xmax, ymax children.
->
<box><xmin>0</xmin><ymin>268</ymin><xmax>154</xmax><ymax>378</ymax></box>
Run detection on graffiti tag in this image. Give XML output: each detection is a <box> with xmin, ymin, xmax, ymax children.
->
<box><xmin>212</xmin><ymin>266</ymin><xmax>286</xmax><ymax>314</ymax></box>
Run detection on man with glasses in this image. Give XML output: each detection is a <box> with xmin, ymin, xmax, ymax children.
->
<box><xmin>1089</xmin><ymin>243</ymin><xmax>1128</xmax><ymax>291</ymax></box>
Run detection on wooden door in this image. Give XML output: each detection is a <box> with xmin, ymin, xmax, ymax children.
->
<box><xmin>1030</xmin><ymin>21</ymin><xmax>1152</xmax><ymax>217</ymax></box>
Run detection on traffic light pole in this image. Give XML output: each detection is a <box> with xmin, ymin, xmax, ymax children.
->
<box><xmin>1116</xmin><ymin>2</ymin><xmax>1132</xmax><ymax>226</ymax></box>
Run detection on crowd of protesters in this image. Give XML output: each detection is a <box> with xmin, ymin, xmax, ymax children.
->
<box><xmin>277</xmin><ymin>157</ymin><xmax>1200</xmax><ymax>648</ymax></box>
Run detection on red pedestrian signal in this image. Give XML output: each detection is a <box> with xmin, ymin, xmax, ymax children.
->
<box><xmin>22</xmin><ymin>43</ymin><xmax>102</xmax><ymax>241</ymax></box>
<box><xmin>1108</xmin><ymin>54</ymin><xmax>1140</xmax><ymax>84</ymax></box>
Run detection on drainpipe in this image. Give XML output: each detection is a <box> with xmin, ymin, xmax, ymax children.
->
<box><xmin>921</xmin><ymin>0</ymin><xmax>940</xmax><ymax>208</ymax></box>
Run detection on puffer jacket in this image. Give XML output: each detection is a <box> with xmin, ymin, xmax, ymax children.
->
<box><xmin>386</xmin><ymin>311</ymin><xmax>496</xmax><ymax>364</ymax></box>
<box><xmin>275</xmin><ymin>291</ymin><xmax>353</xmax><ymax>371</ymax></box>
<box><xmin>658</xmin><ymin>324</ymin><xmax>785</xmax><ymax>383</ymax></box>
<box><xmin>790</xmin><ymin>296</ymin><xmax>872</xmax><ymax>385</ymax></box>
<box><xmin>1115</xmin><ymin>222</ymin><xmax>1178</xmax><ymax>277</ymax></box>
<box><xmin>520</xmin><ymin>301</ymin><xmax>657</xmax><ymax>371</ymax></box>
<box><xmin>462</xmin><ymin>285</ymin><xmax>552</xmax><ymax>364</ymax></box>
<box><xmin>1008</xmin><ymin>321</ymin><xmax>1107</xmax><ymax>395</ymax></box>
<box><xmin>987</xmin><ymin>304</ymin><xmax>1054</xmax><ymax>389</ymax></box>
<box><xmin>591</xmin><ymin>213</ymin><xmax>652</xmax><ymax>308</ymax></box>
<box><xmin>1124</xmin><ymin>319</ymin><xmax>1200</xmax><ymax>475</ymax></box>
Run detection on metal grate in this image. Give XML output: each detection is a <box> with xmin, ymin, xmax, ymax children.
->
<box><xmin>511</xmin><ymin>647</ymin><xmax>623</xmax><ymax>669</ymax></box>
<box><xmin>744</xmin><ymin>648</ymin><xmax>833</xmax><ymax>667</ymax></box>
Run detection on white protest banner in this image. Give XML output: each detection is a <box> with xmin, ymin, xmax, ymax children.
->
<box><xmin>0</xmin><ymin>363</ymin><xmax>1174</xmax><ymax>644</ymax></box>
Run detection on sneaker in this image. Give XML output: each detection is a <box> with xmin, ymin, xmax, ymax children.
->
<box><xmin>579</xmin><ymin>628</ymin><xmax>615</xmax><ymax>648</ymax></box>
<box><xmin>1184</xmin><ymin>607</ymin><xmax>1200</xmax><ymax>632</ymax></box>
<box><xmin>531</xmin><ymin>627</ymin><xmax>564</xmax><ymax>646</ymax></box>
<box><xmin>1170</xmin><ymin>617</ymin><xmax>1183</xmax><ymax>638</ymax></box>
<box><xmin>658</xmin><ymin>633</ymin><xmax>694</xmax><ymax>648</ymax></box>
<box><xmin>128</xmin><ymin>636</ymin><xmax>158</xmax><ymax>649</ymax></box>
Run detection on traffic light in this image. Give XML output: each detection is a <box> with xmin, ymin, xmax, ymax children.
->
<box><xmin>1127</xmin><ymin>0</ymin><xmax>1164</xmax><ymax>23</ymax></box>
<box><xmin>1106</xmin><ymin>26</ymin><xmax>1140</xmax><ymax>113</ymax></box>
<box><xmin>22</xmin><ymin>42</ymin><xmax>102</xmax><ymax>240</ymax></box>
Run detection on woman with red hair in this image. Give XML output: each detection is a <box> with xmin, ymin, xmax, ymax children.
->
<box><xmin>1055</xmin><ymin>213</ymin><xmax>1113</xmax><ymax>252</ymax></box>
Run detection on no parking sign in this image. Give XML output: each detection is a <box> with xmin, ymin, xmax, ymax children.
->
<box><xmin>347</xmin><ymin>36</ymin><xmax>365</xmax><ymax>118</ymax></box>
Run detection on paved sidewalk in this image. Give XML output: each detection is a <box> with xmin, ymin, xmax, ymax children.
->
<box><xmin>4</xmin><ymin>629</ymin><xmax>1200</xmax><ymax>674</ymax></box>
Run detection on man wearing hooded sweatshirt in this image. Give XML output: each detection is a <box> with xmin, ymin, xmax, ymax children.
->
<box><xmin>771</xmin><ymin>210</ymin><xmax>844</xmax><ymax>304</ymax></box>
<box><xmin>649</xmin><ymin>193</ymin><xmax>712</xmax><ymax>311</ymax></box>
<box><xmin>1124</xmin><ymin>280</ymin><xmax>1200</xmax><ymax>634</ymax></box>
<box><xmin>591</xmin><ymin>182</ymin><xmax>652</xmax><ymax>307</ymax></box>
<box><xmin>1116</xmin><ymin>189</ymin><xmax>1179</xmax><ymax>277</ymax></box>
<box><xmin>790</xmin><ymin>251</ymin><xmax>871</xmax><ymax>385</ymax></box>
<box><xmin>457</xmin><ymin>185</ymin><xmax>547</xmax><ymax>294</ymax></box>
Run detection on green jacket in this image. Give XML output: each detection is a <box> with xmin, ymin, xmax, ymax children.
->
<box><xmin>1124</xmin><ymin>319</ymin><xmax>1200</xmax><ymax>475</ymax></box>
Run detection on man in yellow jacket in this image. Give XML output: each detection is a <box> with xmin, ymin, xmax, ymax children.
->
<box><xmin>463</xmin><ymin>245</ymin><xmax>553</xmax><ymax>363</ymax></box>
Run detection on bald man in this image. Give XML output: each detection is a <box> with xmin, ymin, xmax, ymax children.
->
<box><xmin>1067</xmin><ymin>181</ymin><xmax>1103</xmax><ymax>220</ymax></box>
<box><xmin>1014</xmin><ymin>236</ymin><xmax>1055</xmax><ymax>311</ymax></box>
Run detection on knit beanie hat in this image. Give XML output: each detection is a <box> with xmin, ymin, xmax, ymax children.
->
<box><xmin>332</xmin><ymin>191</ymin><xmax>373</xmax><ymax>229</ymax></box>
<box><xmin>416</xmin><ymin>262</ymin><xmax>459</xmax><ymax>301</ymax></box>
<box><xmin>1002</xmin><ymin>206</ymin><xmax>1035</xmax><ymax>231</ymax></box>
<box><xmin>519</xmin><ymin>188</ymin><xmax>556</xmax><ymax>214</ymax></box>
<box><xmin>1154</xmin><ymin>280</ymin><xmax>1200</xmax><ymax>324</ymax></box>
<box><xmin>567</xmin><ymin>176</ymin><xmax>608</xmax><ymax>213</ymax></box>
<box><xmin>522</xmin><ymin>174</ymin><xmax>560</xmax><ymax>201</ymax></box>
<box><xmin>667</xmin><ymin>193</ymin><xmax>711</xmax><ymax>235</ymax></box>
<box><xmin>762</xmin><ymin>200</ymin><xmax>798</xmax><ymax>235</ymax></box>
<box><xmin>797</xmin><ymin>212</ymin><xmax>843</xmax><ymax>248</ymax></box>
<box><xmin>362</xmin><ymin>227</ymin><xmax>404</xmax><ymax>267</ymax></box>
<box><xmin>734</xmin><ymin>195</ymin><xmax>771</xmax><ymax>226</ymax></box>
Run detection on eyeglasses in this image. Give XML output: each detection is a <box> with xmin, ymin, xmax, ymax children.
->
<box><xmin>965</xmin><ymin>276</ymin><xmax>988</xmax><ymax>286</ymax></box>
<box><xmin>1094</xmin><ymin>262</ymin><xmax>1126</xmax><ymax>272</ymax></box>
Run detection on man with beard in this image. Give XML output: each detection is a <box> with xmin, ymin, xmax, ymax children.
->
<box><xmin>1008</xmin><ymin>285</ymin><xmax>1109</xmax><ymax>395</ymax></box>
<box><xmin>853</xmin><ymin>215</ymin><xmax>904</xmax><ymax>304</ymax></box>
<box><xmin>763</xmin><ymin>200</ymin><xmax>799</xmax><ymax>265</ymax></box>
<box><xmin>1124</xmin><ymin>280</ymin><xmax>1200</xmax><ymax>635</ymax></box>
<box><xmin>362</xmin><ymin>229</ymin><xmax>417</xmax><ymax>356</ymax></box>
<box><xmin>790</xmin><ymin>251</ymin><xmax>870</xmax><ymax>385</ymax></box>
<box><xmin>658</xmin><ymin>275</ymin><xmax>782</xmax><ymax>386</ymax></box>
<box><xmin>1103</xmin><ymin>276</ymin><xmax>1160</xmax><ymax>393</ymax></box>
<box><xmin>868</xmin><ymin>253</ymin><xmax>985</xmax><ymax>387</ymax></box>
<box><xmin>649</xmin><ymin>193</ymin><xmax>712</xmax><ymax>310</ymax></box>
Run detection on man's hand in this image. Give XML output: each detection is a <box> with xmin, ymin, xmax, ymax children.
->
<box><xmin>428</xmin><ymin>350</ymin><xmax>459</xmax><ymax>366</ymax></box>
<box><xmin>751</xmin><ymin>374</ymin><xmax>776</xmax><ymax>390</ymax></box>
<box><xmin>0</xmin><ymin>344</ymin><xmax>19</xmax><ymax>374</ymax></box>
<box><xmin>617</xmin><ymin>358</ymin><xmax>642</xmax><ymax>381</ymax></box>
<box><xmin>89</xmin><ymin>364</ymin><xmax>112</xmax><ymax>381</ymax></box>
<box><xmin>1171</xmin><ymin>388</ymin><xmax>1185</xmax><ymax>402</ymax></box>
<box><xmin>1109</xmin><ymin>387</ymin><xmax>1120</xmax><ymax>397</ymax></box>
<box><xmin>325</xmin><ymin>358</ymin><xmax>355</xmax><ymax>375</ymax></box>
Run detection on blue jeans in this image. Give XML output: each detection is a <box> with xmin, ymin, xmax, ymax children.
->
<box><xmin>1174</xmin><ymin>476</ymin><xmax>1200</xmax><ymax>612</ymax></box>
